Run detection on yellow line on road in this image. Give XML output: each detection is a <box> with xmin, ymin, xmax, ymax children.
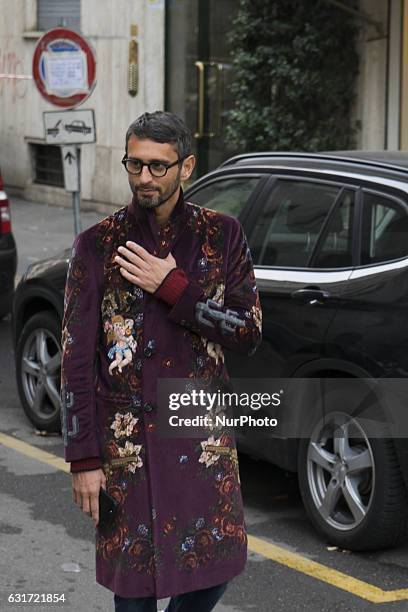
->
<box><xmin>1</xmin><ymin>431</ymin><xmax>408</xmax><ymax>603</ymax></box>
<box><xmin>0</xmin><ymin>432</ymin><xmax>69</xmax><ymax>473</ymax></box>
<box><xmin>248</xmin><ymin>535</ymin><xmax>408</xmax><ymax>603</ymax></box>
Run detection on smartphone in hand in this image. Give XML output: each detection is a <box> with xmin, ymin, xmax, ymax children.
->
<box><xmin>98</xmin><ymin>487</ymin><xmax>119</xmax><ymax>530</ymax></box>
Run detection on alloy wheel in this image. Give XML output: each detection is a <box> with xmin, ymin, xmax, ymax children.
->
<box><xmin>21</xmin><ymin>327</ymin><xmax>61</xmax><ymax>423</ymax></box>
<box><xmin>306</xmin><ymin>411</ymin><xmax>375</xmax><ymax>531</ymax></box>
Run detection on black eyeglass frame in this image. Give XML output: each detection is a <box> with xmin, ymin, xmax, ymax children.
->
<box><xmin>121</xmin><ymin>154</ymin><xmax>188</xmax><ymax>177</ymax></box>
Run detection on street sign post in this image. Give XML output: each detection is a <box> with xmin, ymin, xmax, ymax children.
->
<box><xmin>62</xmin><ymin>146</ymin><xmax>81</xmax><ymax>235</ymax></box>
<box><xmin>62</xmin><ymin>146</ymin><xmax>80</xmax><ymax>192</ymax></box>
<box><xmin>33</xmin><ymin>28</ymin><xmax>97</xmax><ymax>235</ymax></box>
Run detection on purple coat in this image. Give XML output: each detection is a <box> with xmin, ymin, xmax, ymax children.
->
<box><xmin>60</xmin><ymin>188</ymin><xmax>262</xmax><ymax>598</ymax></box>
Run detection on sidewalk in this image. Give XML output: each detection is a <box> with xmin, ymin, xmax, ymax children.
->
<box><xmin>10</xmin><ymin>195</ymin><xmax>106</xmax><ymax>279</ymax></box>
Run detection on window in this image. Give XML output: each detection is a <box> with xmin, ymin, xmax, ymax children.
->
<box><xmin>31</xmin><ymin>144</ymin><xmax>64</xmax><ymax>187</ymax></box>
<box><xmin>361</xmin><ymin>192</ymin><xmax>408</xmax><ymax>264</ymax></box>
<box><xmin>249</xmin><ymin>180</ymin><xmax>340</xmax><ymax>267</ymax></box>
<box><xmin>38</xmin><ymin>0</ymin><xmax>81</xmax><ymax>31</ymax></box>
<box><xmin>311</xmin><ymin>189</ymin><xmax>355</xmax><ymax>268</ymax></box>
<box><xmin>188</xmin><ymin>176</ymin><xmax>261</xmax><ymax>217</ymax></box>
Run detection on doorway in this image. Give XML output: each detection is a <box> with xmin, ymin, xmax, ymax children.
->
<box><xmin>165</xmin><ymin>0</ymin><xmax>239</xmax><ymax>177</ymax></box>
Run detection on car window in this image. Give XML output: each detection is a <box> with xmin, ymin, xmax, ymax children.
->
<box><xmin>249</xmin><ymin>179</ymin><xmax>340</xmax><ymax>267</ymax></box>
<box><xmin>188</xmin><ymin>177</ymin><xmax>261</xmax><ymax>217</ymax></box>
<box><xmin>361</xmin><ymin>191</ymin><xmax>408</xmax><ymax>264</ymax></box>
<box><xmin>311</xmin><ymin>189</ymin><xmax>355</xmax><ymax>268</ymax></box>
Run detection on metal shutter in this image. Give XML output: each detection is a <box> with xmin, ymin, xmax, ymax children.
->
<box><xmin>38</xmin><ymin>0</ymin><xmax>81</xmax><ymax>32</ymax></box>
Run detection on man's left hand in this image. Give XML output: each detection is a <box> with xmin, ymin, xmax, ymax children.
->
<box><xmin>114</xmin><ymin>241</ymin><xmax>177</xmax><ymax>293</ymax></box>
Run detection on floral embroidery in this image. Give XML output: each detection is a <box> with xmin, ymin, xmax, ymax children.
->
<box><xmin>199</xmin><ymin>435</ymin><xmax>224</xmax><ymax>468</ymax></box>
<box><xmin>96</xmin><ymin>452</ymin><xmax>162</xmax><ymax>576</ymax></box>
<box><xmin>110</xmin><ymin>412</ymin><xmax>139</xmax><ymax>439</ymax></box>
<box><xmin>61</xmin><ymin>327</ymin><xmax>74</xmax><ymax>353</ymax></box>
<box><xmin>251</xmin><ymin>303</ymin><xmax>262</xmax><ymax>332</ymax></box>
<box><xmin>96</xmin><ymin>506</ymin><xmax>160</xmax><ymax>576</ymax></box>
<box><xmin>212</xmin><ymin>283</ymin><xmax>225</xmax><ymax>306</ymax></box>
<box><xmin>201</xmin><ymin>338</ymin><xmax>225</xmax><ymax>365</ymax></box>
<box><xmin>166</xmin><ymin>431</ymin><xmax>246</xmax><ymax>572</ymax></box>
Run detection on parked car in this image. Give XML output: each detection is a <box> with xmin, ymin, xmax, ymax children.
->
<box><xmin>0</xmin><ymin>169</ymin><xmax>17</xmax><ymax>318</ymax></box>
<box><xmin>64</xmin><ymin>120</ymin><xmax>92</xmax><ymax>134</ymax></box>
<box><xmin>12</xmin><ymin>151</ymin><xmax>408</xmax><ymax>551</ymax></box>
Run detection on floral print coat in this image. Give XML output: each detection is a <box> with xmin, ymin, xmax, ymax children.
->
<box><xmin>60</xmin><ymin>188</ymin><xmax>262</xmax><ymax>598</ymax></box>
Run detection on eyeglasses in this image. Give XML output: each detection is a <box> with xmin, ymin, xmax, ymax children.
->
<box><xmin>121</xmin><ymin>155</ymin><xmax>187</xmax><ymax>177</ymax></box>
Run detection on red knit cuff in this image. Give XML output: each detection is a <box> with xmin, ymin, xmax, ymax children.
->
<box><xmin>153</xmin><ymin>267</ymin><xmax>190</xmax><ymax>306</ymax></box>
<box><xmin>70</xmin><ymin>457</ymin><xmax>103</xmax><ymax>473</ymax></box>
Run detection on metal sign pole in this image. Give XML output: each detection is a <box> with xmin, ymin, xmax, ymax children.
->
<box><xmin>34</xmin><ymin>29</ymin><xmax>97</xmax><ymax>239</ymax></box>
<box><xmin>61</xmin><ymin>144</ymin><xmax>83</xmax><ymax>235</ymax></box>
<box><xmin>73</xmin><ymin>146</ymin><xmax>82</xmax><ymax>235</ymax></box>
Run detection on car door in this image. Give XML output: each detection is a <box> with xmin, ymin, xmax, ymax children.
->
<box><xmin>232</xmin><ymin>177</ymin><xmax>357</xmax><ymax>379</ymax></box>
<box><xmin>325</xmin><ymin>187</ymin><xmax>408</xmax><ymax>377</ymax></box>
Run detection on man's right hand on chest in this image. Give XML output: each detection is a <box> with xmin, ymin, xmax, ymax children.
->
<box><xmin>71</xmin><ymin>469</ymin><xmax>106</xmax><ymax>527</ymax></box>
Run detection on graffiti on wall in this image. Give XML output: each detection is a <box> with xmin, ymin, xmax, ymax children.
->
<box><xmin>0</xmin><ymin>40</ymin><xmax>29</xmax><ymax>102</ymax></box>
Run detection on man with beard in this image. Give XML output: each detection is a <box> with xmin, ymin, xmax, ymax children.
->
<box><xmin>61</xmin><ymin>111</ymin><xmax>262</xmax><ymax>611</ymax></box>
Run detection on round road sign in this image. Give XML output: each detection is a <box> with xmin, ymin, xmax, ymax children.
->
<box><xmin>32</xmin><ymin>28</ymin><xmax>96</xmax><ymax>108</ymax></box>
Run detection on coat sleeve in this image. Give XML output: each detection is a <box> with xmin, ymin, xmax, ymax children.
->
<box><xmin>160</xmin><ymin>218</ymin><xmax>262</xmax><ymax>356</ymax></box>
<box><xmin>60</xmin><ymin>230</ymin><xmax>103</xmax><ymax>464</ymax></box>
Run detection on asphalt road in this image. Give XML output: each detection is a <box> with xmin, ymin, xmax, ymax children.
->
<box><xmin>10</xmin><ymin>195</ymin><xmax>102</xmax><ymax>279</ymax></box>
<box><xmin>2</xmin><ymin>196</ymin><xmax>408</xmax><ymax>611</ymax></box>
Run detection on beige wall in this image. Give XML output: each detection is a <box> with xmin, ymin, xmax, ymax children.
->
<box><xmin>0</xmin><ymin>0</ymin><xmax>165</xmax><ymax>211</ymax></box>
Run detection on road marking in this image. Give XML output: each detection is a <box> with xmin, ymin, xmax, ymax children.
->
<box><xmin>248</xmin><ymin>534</ymin><xmax>408</xmax><ymax>602</ymax></box>
<box><xmin>0</xmin><ymin>432</ymin><xmax>69</xmax><ymax>473</ymax></box>
<box><xmin>1</xmin><ymin>431</ymin><xmax>407</xmax><ymax>603</ymax></box>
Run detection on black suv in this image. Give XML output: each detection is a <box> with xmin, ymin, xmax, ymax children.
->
<box><xmin>12</xmin><ymin>151</ymin><xmax>408</xmax><ymax>551</ymax></box>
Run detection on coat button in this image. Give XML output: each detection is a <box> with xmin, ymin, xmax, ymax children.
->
<box><xmin>144</xmin><ymin>402</ymin><xmax>154</xmax><ymax>413</ymax></box>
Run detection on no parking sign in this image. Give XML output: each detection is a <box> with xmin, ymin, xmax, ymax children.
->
<box><xmin>32</xmin><ymin>27</ymin><xmax>96</xmax><ymax>108</ymax></box>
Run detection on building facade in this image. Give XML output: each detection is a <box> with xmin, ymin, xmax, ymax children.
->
<box><xmin>0</xmin><ymin>0</ymin><xmax>165</xmax><ymax>212</ymax></box>
<box><xmin>0</xmin><ymin>0</ymin><xmax>407</xmax><ymax>212</ymax></box>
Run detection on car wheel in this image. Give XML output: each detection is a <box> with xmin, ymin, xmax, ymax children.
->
<box><xmin>16</xmin><ymin>310</ymin><xmax>62</xmax><ymax>432</ymax></box>
<box><xmin>298</xmin><ymin>408</ymin><xmax>408</xmax><ymax>551</ymax></box>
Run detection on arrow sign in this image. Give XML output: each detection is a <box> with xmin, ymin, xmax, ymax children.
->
<box><xmin>64</xmin><ymin>151</ymin><xmax>76</xmax><ymax>164</ymax></box>
<box><xmin>62</xmin><ymin>146</ymin><xmax>79</xmax><ymax>192</ymax></box>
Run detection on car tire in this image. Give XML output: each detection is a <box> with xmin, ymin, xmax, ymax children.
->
<box><xmin>16</xmin><ymin>310</ymin><xmax>62</xmax><ymax>433</ymax></box>
<box><xmin>297</xmin><ymin>387</ymin><xmax>408</xmax><ymax>551</ymax></box>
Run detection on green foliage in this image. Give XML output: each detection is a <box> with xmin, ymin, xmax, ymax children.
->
<box><xmin>225</xmin><ymin>0</ymin><xmax>361</xmax><ymax>152</ymax></box>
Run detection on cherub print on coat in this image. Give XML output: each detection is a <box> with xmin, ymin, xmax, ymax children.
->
<box><xmin>105</xmin><ymin>315</ymin><xmax>137</xmax><ymax>374</ymax></box>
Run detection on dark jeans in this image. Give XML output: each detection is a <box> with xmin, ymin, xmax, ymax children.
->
<box><xmin>113</xmin><ymin>581</ymin><xmax>228</xmax><ymax>612</ymax></box>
